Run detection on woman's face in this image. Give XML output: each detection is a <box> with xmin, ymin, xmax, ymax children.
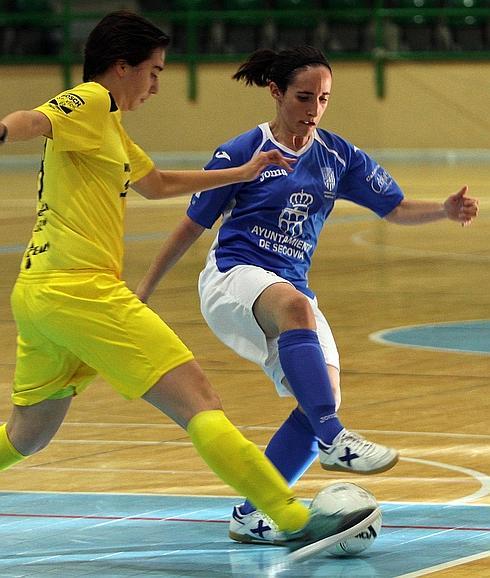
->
<box><xmin>119</xmin><ymin>48</ymin><xmax>165</xmax><ymax>111</ymax></box>
<box><xmin>272</xmin><ymin>65</ymin><xmax>332</xmax><ymax>141</ymax></box>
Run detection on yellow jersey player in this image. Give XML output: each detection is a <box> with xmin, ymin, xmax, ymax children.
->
<box><xmin>0</xmin><ymin>10</ymin><xmax>379</xmax><ymax>559</ymax></box>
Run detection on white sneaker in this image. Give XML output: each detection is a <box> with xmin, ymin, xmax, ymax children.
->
<box><xmin>229</xmin><ymin>505</ymin><xmax>287</xmax><ymax>545</ymax></box>
<box><xmin>319</xmin><ymin>429</ymin><xmax>399</xmax><ymax>475</ymax></box>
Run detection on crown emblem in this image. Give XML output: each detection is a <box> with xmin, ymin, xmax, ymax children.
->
<box><xmin>289</xmin><ymin>191</ymin><xmax>314</xmax><ymax>209</ymax></box>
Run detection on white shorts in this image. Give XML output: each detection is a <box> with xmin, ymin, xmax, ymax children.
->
<box><xmin>198</xmin><ymin>252</ymin><xmax>340</xmax><ymax>397</ymax></box>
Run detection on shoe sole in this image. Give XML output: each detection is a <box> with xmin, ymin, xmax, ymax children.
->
<box><xmin>229</xmin><ymin>530</ymin><xmax>286</xmax><ymax>546</ymax></box>
<box><xmin>321</xmin><ymin>452</ymin><xmax>399</xmax><ymax>475</ymax></box>
<box><xmin>287</xmin><ymin>506</ymin><xmax>381</xmax><ymax>564</ymax></box>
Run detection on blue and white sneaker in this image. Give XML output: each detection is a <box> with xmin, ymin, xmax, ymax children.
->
<box><xmin>229</xmin><ymin>505</ymin><xmax>286</xmax><ymax>545</ymax></box>
<box><xmin>319</xmin><ymin>429</ymin><xmax>399</xmax><ymax>475</ymax></box>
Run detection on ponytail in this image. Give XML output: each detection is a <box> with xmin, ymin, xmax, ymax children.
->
<box><xmin>233</xmin><ymin>45</ymin><xmax>331</xmax><ymax>92</ymax></box>
<box><xmin>232</xmin><ymin>49</ymin><xmax>277</xmax><ymax>87</ymax></box>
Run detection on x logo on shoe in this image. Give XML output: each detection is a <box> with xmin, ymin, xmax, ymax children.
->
<box><xmin>339</xmin><ymin>446</ymin><xmax>359</xmax><ymax>467</ymax></box>
<box><xmin>252</xmin><ymin>519</ymin><xmax>272</xmax><ymax>539</ymax></box>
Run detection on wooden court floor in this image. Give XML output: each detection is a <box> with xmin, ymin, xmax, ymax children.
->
<box><xmin>0</xmin><ymin>161</ymin><xmax>488</xmax><ymax>576</ymax></box>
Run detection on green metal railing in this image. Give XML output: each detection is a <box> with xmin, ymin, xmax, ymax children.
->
<box><xmin>0</xmin><ymin>0</ymin><xmax>489</xmax><ymax>99</ymax></box>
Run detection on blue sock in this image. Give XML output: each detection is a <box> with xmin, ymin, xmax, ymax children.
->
<box><xmin>278</xmin><ymin>328</ymin><xmax>343</xmax><ymax>444</ymax></box>
<box><xmin>241</xmin><ymin>408</ymin><xmax>318</xmax><ymax>515</ymax></box>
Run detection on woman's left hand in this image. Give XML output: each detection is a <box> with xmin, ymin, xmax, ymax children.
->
<box><xmin>240</xmin><ymin>149</ymin><xmax>297</xmax><ymax>182</ymax></box>
<box><xmin>444</xmin><ymin>185</ymin><xmax>479</xmax><ymax>226</ymax></box>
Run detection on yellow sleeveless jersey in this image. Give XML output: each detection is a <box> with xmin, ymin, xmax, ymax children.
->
<box><xmin>21</xmin><ymin>81</ymin><xmax>154</xmax><ymax>277</ymax></box>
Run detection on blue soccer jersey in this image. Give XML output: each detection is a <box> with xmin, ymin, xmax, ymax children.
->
<box><xmin>187</xmin><ymin>123</ymin><xmax>404</xmax><ymax>298</ymax></box>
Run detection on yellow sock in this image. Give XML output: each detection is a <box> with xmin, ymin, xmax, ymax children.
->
<box><xmin>0</xmin><ymin>424</ymin><xmax>26</xmax><ymax>470</ymax></box>
<box><xmin>187</xmin><ymin>410</ymin><xmax>309</xmax><ymax>533</ymax></box>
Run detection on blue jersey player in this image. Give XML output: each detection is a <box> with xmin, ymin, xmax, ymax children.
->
<box><xmin>137</xmin><ymin>46</ymin><xmax>479</xmax><ymax>545</ymax></box>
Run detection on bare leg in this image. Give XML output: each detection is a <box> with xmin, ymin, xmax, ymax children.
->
<box><xmin>142</xmin><ymin>359</ymin><xmax>221</xmax><ymax>428</ymax></box>
<box><xmin>253</xmin><ymin>282</ymin><xmax>316</xmax><ymax>336</ymax></box>
<box><xmin>6</xmin><ymin>396</ymin><xmax>72</xmax><ymax>456</ymax></box>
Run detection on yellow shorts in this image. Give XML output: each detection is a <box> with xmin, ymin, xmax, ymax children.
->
<box><xmin>10</xmin><ymin>271</ymin><xmax>194</xmax><ymax>406</ymax></box>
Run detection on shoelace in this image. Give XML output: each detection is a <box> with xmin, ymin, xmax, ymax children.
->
<box><xmin>340</xmin><ymin>431</ymin><xmax>380</xmax><ymax>457</ymax></box>
<box><xmin>254</xmin><ymin>511</ymin><xmax>280</xmax><ymax>531</ymax></box>
<box><xmin>238</xmin><ymin>508</ymin><xmax>280</xmax><ymax>532</ymax></box>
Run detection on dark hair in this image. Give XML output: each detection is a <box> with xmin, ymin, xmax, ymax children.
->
<box><xmin>232</xmin><ymin>46</ymin><xmax>332</xmax><ymax>92</ymax></box>
<box><xmin>83</xmin><ymin>10</ymin><xmax>170</xmax><ymax>82</ymax></box>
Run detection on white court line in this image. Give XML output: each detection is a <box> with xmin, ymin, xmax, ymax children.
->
<box><xmin>1</xmin><ymin>420</ymin><xmax>488</xmax><ymax>502</ymax></box>
<box><xmin>13</xmin><ymin>458</ymin><xmax>490</xmax><ymax>493</ymax></box>
<box><xmin>360</xmin><ymin>429</ymin><xmax>490</xmax><ymax>441</ymax></box>
<box><xmin>14</xmin><ymin>466</ymin><xmax>213</xmax><ymax>475</ymax></box>
<box><xmin>22</xmin><ymin>555</ymin><xmax>60</xmax><ymax>565</ymax></box>
<box><xmin>25</xmin><ymin>421</ymin><xmax>490</xmax><ymax>441</ymax></box>
<box><xmin>1</xmin><ymin>485</ymin><xmax>489</xmax><ymax>508</ymax></box>
<box><xmin>40</xmin><ymin>438</ymin><xmax>488</xmax><ymax>459</ymax></box>
<box><xmin>382</xmin><ymin>500</ymin><xmax>490</xmax><ymax>508</ymax></box>
<box><xmin>77</xmin><ymin>507</ymin><xmax>176</xmax><ymax>532</ymax></box>
<box><xmin>88</xmin><ymin>551</ymin><xmax>122</xmax><ymax>562</ymax></box>
<box><xmin>3</xmin><ymin>418</ymin><xmax>490</xmax><ymax>440</ymax></box>
<box><xmin>50</xmin><ymin>439</ymin><xmax>192</xmax><ymax>446</ymax></box>
<box><xmin>11</xmin><ymin>456</ymin><xmax>488</xmax><ymax>504</ymax></box>
<box><xmin>370</xmin><ymin>321</ymin><xmax>490</xmax><ymax>356</ymax></box>
<box><xmin>402</xmin><ymin>457</ymin><xmax>490</xmax><ymax>504</ymax></box>
<box><xmin>32</xmin><ymin>439</ymin><xmax>490</xmax><ymax>462</ymax></box>
<box><xmin>7</xmin><ymin>465</ymin><xmax>487</xmax><ymax>486</ymax></box>
<box><xmin>395</xmin><ymin>550</ymin><xmax>490</xmax><ymax>577</ymax></box>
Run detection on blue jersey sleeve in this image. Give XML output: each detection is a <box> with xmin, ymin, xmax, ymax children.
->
<box><xmin>187</xmin><ymin>150</ymin><xmax>241</xmax><ymax>229</ymax></box>
<box><xmin>187</xmin><ymin>127</ymin><xmax>266</xmax><ymax>228</ymax></box>
<box><xmin>336</xmin><ymin>144</ymin><xmax>404</xmax><ymax>217</ymax></box>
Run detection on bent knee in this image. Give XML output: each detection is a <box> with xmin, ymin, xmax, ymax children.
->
<box><xmin>280</xmin><ymin>293</ymin><xmax>315</xmax><ymax>330</ymax></box>
<box><xmin>144</xmin><ymin>360</ymin><xmax>223</xmax><ymax>427</ymax></box>
<box><xmin>7</xmin><ymin>426</ymin><xmax>52</xmax><ymax>456</ymax></box>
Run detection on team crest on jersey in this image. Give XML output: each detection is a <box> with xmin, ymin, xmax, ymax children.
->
<box><xmin>278</xmin><ymin>190</ymin><xmax>314</xmax><ymax>238</ymax></box>
<box><xmin>321</xmin><ymin>166</ymin><xmax>336</xmax><ymax>191</ymax></box>
<box><xmin>49</xmin><ymin>92</ymin><xmax>85</xmax><ymax>114</ymax></box>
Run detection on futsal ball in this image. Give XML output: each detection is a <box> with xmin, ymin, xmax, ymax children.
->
<box><xmin>310</xmin><ymin>482</ymin><xmax>382</xmax><ymax>556</ymax></box>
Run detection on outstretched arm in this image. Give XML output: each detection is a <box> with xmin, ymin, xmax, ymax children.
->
<box><xmin>385</xmin><ymin>185</ymin><xmax>479</xmax><ymax>227</ymax></box>
<box><xmin>0</xmin><ymin>111</ymin><xmax>52</xmax><ymax>143</ymax></box>
<box><xmin>132</xmin><ymin>149</ymin><xmax>295</xmax><ymax>200</ymax></box>
<box><xmin>136</xmin><ymin>215</ymin><xmax>206</xmax><ymax>303</ymax></box>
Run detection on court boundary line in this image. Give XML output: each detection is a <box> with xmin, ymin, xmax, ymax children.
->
<box><xmin>401</xmin><ymin>457</ymin><xmax>490</xmax><ymax>504</ymax></box>
<box><xmin>0</xmin><ymin>489</ymin><xmax>489</xmax><ymax>508</ymax></box>
<box><xmin>1</xmin><ymin>419</ymin><xmax>488</xmax><ymax>439</ymax></box>
<box><xmin>5</xmin><ymin>454</ymin><xmax>487</xmax><ymax>504</ymax></box>
<box><xmin>370</xmin><ymin>319</ymin><xmax>490</xmax><ymax>356</ymax></box>
<box><xmin>394</xmin><ymin>550</ymin><xmax>490</xmax><ymax>577</ymax></box>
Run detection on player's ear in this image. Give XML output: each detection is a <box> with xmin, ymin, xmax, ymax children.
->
<box><xmin>114</xmin><ymin>59</ymin><xmax>128</xmax><ymax>78</ymax></box>
<box><xmin>269</xmin><ymin>82</ymin><xmax>283</xmax><ymax>103</ymax></box>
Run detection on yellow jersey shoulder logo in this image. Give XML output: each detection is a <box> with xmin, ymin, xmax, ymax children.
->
<box><xmin>49</xmin><ymin>92</ymin><xmax>86</xmax><ymax>114</ymax></box>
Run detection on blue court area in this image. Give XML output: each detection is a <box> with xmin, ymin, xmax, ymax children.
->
<box><xmin>0</xmin><ymin>492</ymin><xmax>489</xmax><ymax>577</ymax></box>
<box><xmin>371</xmin><ymin>320</ymin><xmax>490</xmax><ymax>355</ymax></box>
